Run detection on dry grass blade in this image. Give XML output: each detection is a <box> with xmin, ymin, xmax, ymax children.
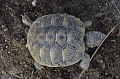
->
<box><xmin>77</xmin><ymin>23</ymin><xmax>120</xmax><ymax>79</ymax></box>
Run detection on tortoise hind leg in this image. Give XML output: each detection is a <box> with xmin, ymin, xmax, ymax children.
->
<box><xmin>85</xmin><ymin>31</ymin><xmax>106</xmax><ymax>48</ymax></box>
<box><xmin>21</xmin><ymin>15</ymin><xmax>33</xmax><ymax>27</ymax></box>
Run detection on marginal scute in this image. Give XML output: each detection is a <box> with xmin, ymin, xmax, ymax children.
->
<box><xmin>32</xmin><ymin>45</ymin><xmax>41</xmax><ymax>63</ymax></box>
<box><xmin>54</xmin><ymin>14</ymin><xmax>64</xmax><ymax>27</ymax></box>
<box><xmin>51</xmin><ymin>15</ymin><xmax>56</xmax><ymax>26</ymax></box>
<box><xmin>63</xmin><ymin>15</ymin><xmax>69</xmax><ymax>28</ymax></box>
<box><xmin>40</xmin><ymin>19</ymin><xmax>45</xmax><ymax>28</ymax></box>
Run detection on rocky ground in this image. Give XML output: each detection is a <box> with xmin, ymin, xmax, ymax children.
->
<box><xmin>0</xmin><ymin>0</ymin><xmax>120</xmax><ymax>79</ymax></box>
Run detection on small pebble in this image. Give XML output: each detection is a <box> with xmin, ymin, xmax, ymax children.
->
<box><xmin>8</xmin><ymin>51</ymin><xmax>11</xmax><ymax>53</ymax></box>
<box><xmin>32</xmin><ymin>0</ymin><xmax>37</xmax><ymax>7</ymax></box>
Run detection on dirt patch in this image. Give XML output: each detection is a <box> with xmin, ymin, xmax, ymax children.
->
<box><xmin>0</xmin><ymin>0</ymin><xmax>120</xmax><ymax>79</ymax></box>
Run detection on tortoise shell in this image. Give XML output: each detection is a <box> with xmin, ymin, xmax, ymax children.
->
<box><xmin>26</xmin><ymin>14</ymin><xmax>86</xmax><ymax>67</ymax></box>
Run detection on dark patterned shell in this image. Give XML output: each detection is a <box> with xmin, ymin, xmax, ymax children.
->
<box><xmin>26</xmin><ymin>14</ymin><xmax>85</xmax><ymax>67</ymax></box>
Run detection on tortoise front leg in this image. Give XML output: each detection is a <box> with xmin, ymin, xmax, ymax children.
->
<box><xmin>34</xmin><ymin>62</ymin><xmax>44</xmax><ymax>70</ymax></box>
<box><xmin>79</xmin><ymin>53</ymin><xmax>90</xmax><ymax>70</ymax></box>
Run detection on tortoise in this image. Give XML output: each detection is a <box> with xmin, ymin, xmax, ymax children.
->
<box><xmin>21</xmin><ymin>14</ymin><xmax>106</xmax><ymax>70</ymax></box>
